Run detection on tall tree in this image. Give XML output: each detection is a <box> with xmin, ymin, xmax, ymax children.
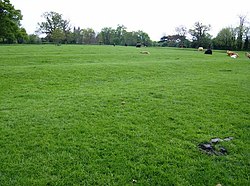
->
<box><xmin>28</xmin><ymin>34</ymin><xmax>41</xmax><ymax>44</ymax></box>
<box><xmin>236</xmin><ymin>15</ymin><xmax>247</xmax><ymax>50</ymax></box>
<box><xmin>72</xmin><ymin>27</ymin><xmax>83</xmax><ymax>44</ymax></box>
<box><xmin>61</xmin><ymin>19</ymin><xmax>71</xmax><ymax>43</ymax></box>
<box><xmin>98</xmin><ymin>27</ymin><xmax>115</xmax><ymax>45</ymax></box>
<box><xmin>213</xmin><ymin>27</ymin><xmax>236</xmax><ymax>50</ymax></box>
<box><xmin>159</xmin><ymin>35</ymin><xmax>188</xmax><ymax>47</ymax></box>
<box><xmin>243</xmin><ymin>26</ymin><xmax>250</xmax><ymax>50</ymax></box>
<box><xmin>137</xmin><ymin>30</ymin><xmax>151</xmax><ymax>46</ymax></box>
<box><xmin>175</xmin><ymin>25</ymin><xmax>187</xmax><ymax>37</ymax></box>
<box><xmin>123</xmin><ymin>31</ymin><xmax>138</xmax><ymax>46</ymax></box>
<box><xmin>37</xmin><ymin>11</ymin><xmax>71</xmax><ymax>42</ymax></box>
<box><xmin>51</xmin><ymin>28</ymin><xmax>65</xmax><ymax>45</ymax></box>
<box><xmin>175</xmin><ymin>25</ymin><xmax>188</xmax><ymax>47</ymax></box>
<box><xmin>114</xmin><ymin>24</ymin><xmax>127</xmax><ymax>45</ymax></box>
<box><xmin>16</xmin><ymin>27</ymin><xmax>28</xmax><ymax>43</ymax></box>
<box><xmin>189</xmin><ymin>22</ymin><xmax>211</xmax><ymax>48</ymax></box>
<box><xmin>0</xmin><ymin>0</ymin><xmax>23</xmax><ymax>43</ymax></box>
<box><xmin>82</xmin><ymin>28</ymin><xmax>96</xmax><ymax>44</ymax></box>
<box><xmin>97</xmin><ymin>26</ymin><xmax>151</xmax><ymax>46</ymax></box>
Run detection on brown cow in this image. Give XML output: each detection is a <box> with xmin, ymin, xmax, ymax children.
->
<box><xmin>227</xmin><ymin>50</ymin><xmax>239</xmax><ymax>58</ymax></box>
<box><xmin>140</xmin><ymin>51</ymin><xmax>150</xmax><ymax>54</ymax></box>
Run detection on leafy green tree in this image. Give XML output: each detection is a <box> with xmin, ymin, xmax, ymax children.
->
<box><xmin>213</xmin><ymin>27</ymin><xmax>236</xmax><ymax>50</ymax></box>
<box><xmin>51</xmin><ymin>28</ymin><xmax>65</xmax><ymax>45</ymax></box>
<box><xmin>97</xmin><ymin>25</ymin><xmax>151</xmax><ymax>46</ymax></box>
<box><xmin>16</xmin><ymin>27</ymin><xmax>28</xmax><ymax>43</ymax></box>
<box><xmin>243</xmin><ymin>36</ymin><xmax>249</xmax><ymax>50</ymax></box>
<box><xmin>123</xmin><ymin>31</ymin><xmax>138</xmax><ymax>46</ymax></box>
<box><xmin>114</xmin><ymin>24</ymin><xmax>127</xmax><ymax>45</ymax></box>
<box><xmin>0</xmin><ymin>0</ymin><xmax>23</xmax><ymax>43</ymax></box>
<box><xmin>98</xmin><ymin>27</ymin><xmax>115</xmax><ymax>45</ymax></box>
<box><xmin>28</xmin><ymin>34</ymin><xmax>41</xmax><ymax>44</ymax></box>
<box><xmin>71</xmin><ymin>27</ymin><xmax>83</xmax><ymax>44</ymax></box>
<box><xmin>37</xmin><ymin>11</ymin><xmax>71</xmax><ymax>43</ymax></box>
<box><xmin>137</xmin><ymin>30</ymin><xmax>151</xmax><ymax>46</ymax></box>
<box><xmin>159</xmin><ymin>35</ymin><xmax>188</xmax><ymax>47</ymax></box>
<box><xmin>243</xmin><ymin>26</ymin><xmax>250</xmax><ymax>50</ymax></box>
<box><xmin>82</xmin><ymin>28</ymin><xmax>96</xmax><ymax>44</ymax></box>
<box><xmin>123</xmin><ymin>31</ymin><xmax>152</xmax><ymax>46</ymax></box>
<box><xmin>189</xmin><ymin>22</ymin><xmax>212</xmax><ymax>48</ymax></box>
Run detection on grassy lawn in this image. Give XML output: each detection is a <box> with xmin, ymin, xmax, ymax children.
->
<box><xmin>0</xmin><ymin>45</ymin><xmax>249</xmax><ymax>185</ymax></box>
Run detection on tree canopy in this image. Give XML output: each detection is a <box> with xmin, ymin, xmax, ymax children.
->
<box><xmin>213</xmin><ymin>16</ymin><xmax>250</xmax><ymax>50</ymax></box>
<box><xmin>36</xmin><ymin>12</ymin><xmax>153</xmax><ymax>46</ymax></box>
<box><xmin>212</xmin><ymin>27</ymin><xmax>236</xmax><ymax>50</ymax></box>
<box><xmin>189</xmin><ymin>22</ymin><xmax>212</xmax><ymax>48</ymax></box>
<box><xmin>37</xmin><ymin>11</ymin><xmax>71</xmax><ymax>43</ymax></box>
<box><xmin>2</xmin><ymin>3</ymin><xmax>249</xmax><ymax>50</ymax></box>
<box><xmin>0</xmin><ymin>0</ymin><xmax>26</xmax><ymax>43</ymax></box>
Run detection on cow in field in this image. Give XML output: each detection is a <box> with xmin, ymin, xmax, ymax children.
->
<box><xmin>136</xmin><ymin>43</ymin><xmax>142</xmax><ymax>48</ymax></box>
<box><xmin>198</xmin><ymin>47</ymin><xmax>203</xmax><ymax>51</ymax></box>
<box><xmin>204</xmin><ymin>49</ymin><xmax>212</xmax><ymax>55</ymax></box>
<box><xmin>227</xmin><ymin>50</ymin><xmax>239</xmax><ymax>58</ymax></box>
<box><xmin>140</xmin><ymin>51</ymin><xmax>150</xmax><ymax>54</ymax></box>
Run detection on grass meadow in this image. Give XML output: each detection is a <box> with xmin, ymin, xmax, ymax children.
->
<box><xmin>0</xmin><ymin>45</ymin><xmax>249</xmax><ymax>185</ymax></box>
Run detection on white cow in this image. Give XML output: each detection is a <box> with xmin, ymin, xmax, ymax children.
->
<box><xmin>198</xmin><ymin>47</ymin><xmax>203</xmax><ymax>51</ymax></box>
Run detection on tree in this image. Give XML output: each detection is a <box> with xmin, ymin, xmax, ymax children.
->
<box><xmin>137</xmin><ymin>30</ymin><xmax>151</xmax><ymax>46</ymax></box>
<box><xmin>236</xmin><ymin>15</ymin><xmax>247</xmax><ymax>50</ymax></box>
<box><xmin>123</xmin><ymin>31</ymin><xmax>138</xmax><ymax>46</ymax></box>
<box><xmin>175</xmin><ymin>25</ymin><xmax>187</xmax><ymax>37</ymax></box>
<box><xmin>61</xmin><ymin>19</ymin><xmax>71</xmax><ymax>43</ymax></box>
<box><xmin>213</xmin><ymin>27</ymin><xmax>236</xmax><ymax>50</ymax></box>
<box><xmin>243</xmin><ymin>26</ymin><xmax>250</xmax><ymax>50</ymax></box>
<box><xmin>28</xmin><ymin>34</ymin><xmax>41</xmax><ymax>44</ymax></box>
<box><xmin>37</xmin><ymin>11</ymin><xmax>71</xmax><ymax>43</ymax></box>
<box><xmin>71</xmin><ymin>27</ymin><xmax>83</xmax><ymax>44</ymax></box>
<box><xmin>82</xmin><ymin>28</ymin><xmax>96</xmax><ymax>44</ymax></box>
<box><xmin>51</xmin><ymin>28</ymin><xmax>65</xmax><ymax>45</ymax></box>
<box><xmin>175</xmin><ymin>25</ymin><xmax>189</xmax><ymax>47</ymax></box>
<box><xmin>159</xmin><ymin>35</ymin><xmax>187</xmax><ymax>47</ymax></box>
<box><xmin>0</xmin><ymin>0</ymin><xmax>23</xmax><ymax>43</ymax></box>
<box><xmin>189</xmin><ymin>22</ymin><xmax>211</xmax><ymax>48</ymax></box>
<box><xmin>98</xmin><ymin>27</ymin><xmax>115</xmax><ymax>45</ymax></box>
<box><xmin>97</xmin><ymin>25</ymin><xmax>151</xmax><ymax>46</ymax></box>
<box><xmin>113</xmin><ymin>24</ymin><xmax>127</xmax><ymax>45</ymax></box>
<box><xmin>16</xmin><ymin>27</ymin><xmax>28</xmax><ymax>43</ymax></box>
<box><xmin>243</xmin><ymin>36</ymin><xmax>249</xmax><ymax>50</ymax></box>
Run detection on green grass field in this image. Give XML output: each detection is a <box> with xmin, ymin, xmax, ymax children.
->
<box><xmin>0</xmin><ymin>45</ymin><xmax>249</xmax><ymax>185</ymax></box>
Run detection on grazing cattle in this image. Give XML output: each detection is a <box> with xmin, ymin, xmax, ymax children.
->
<box><xmin>204</xmin><ymin>49</ymin><xmax>212</xmax><ymax>55</ymax></box>
<box><xmin>136</xmin><ymin>43</ymin><xmax>142</xmax><ymax>48</ymax></box>
<box><xmin>227</xmin><ymin>50</ymin><xmax>239</xmax><ymax>57</ymax></box>
<box><xmin>140</xmin><ymin>51</ymin><xmax>150</xmax><ymax>54</ymax></box>
<box><xmin>198</xmin><ymin>47</ymin><xmax>204</xmax><ymax>51</ymax></box>
<box><xmin>245</xmin><ymin>52</ymin><xmax>250</xmax><ymax>59</ymax></box>
<box><xmin>231</xmin><ymin>54</ymin><xmax>238</xmax><ymax>58</ymax></box>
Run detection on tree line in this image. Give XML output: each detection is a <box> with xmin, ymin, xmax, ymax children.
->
<box><xmin>1</xmin><ymin>0</ymin><xmax>250</xmax><ymax>50</ymax></box>
<box><xmin>36</xmin><ymin>12</ymin><xmax>151</xmax><ymax>46</ymax></box>
<box><xmin>160</xmin><ymin>17</ymin><xmax>250</xmax><ymax>51</ymax></box>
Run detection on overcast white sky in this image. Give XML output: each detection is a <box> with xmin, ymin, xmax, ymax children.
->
<box><xmin>11</xmin><ymin>0</ymin><xmax>250</xmax><ymax>41</ymax></box>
